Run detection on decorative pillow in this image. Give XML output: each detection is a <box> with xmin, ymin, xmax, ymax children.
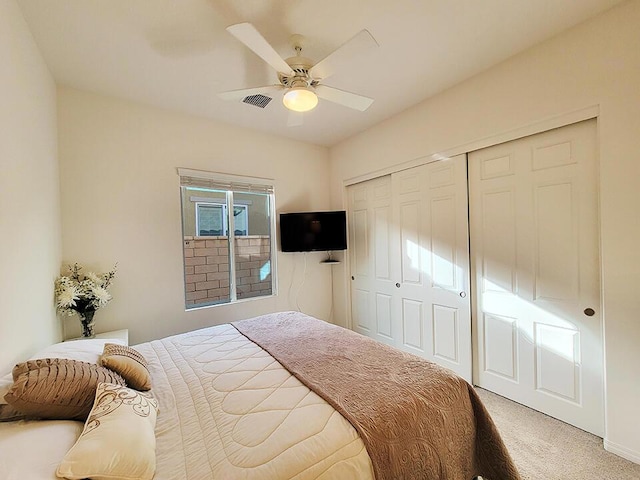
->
<box><xmin>4</xmin><ymin>358</ymin><xmax>126</xmax><ymax>421</ymax></box>
<box><xmin>0</xmin><ymin>404</ymin><xmax>25</xmax><ymax>422</ymax></box>
<box><xmin>57</xmin><ymin>382</ymin><xmax>158</xmax><ymax>480</ymax></box>
<box><xmin>100</xmin><ymin>343</ymin><xmax>152</xmax><ymax>391</ymax></box>
<box><xmin>1</xmin><ymin>338</ymin><xmax>126</xmax><ymax>407</ymax></box>
<box><xmin>0</xmin><ymin>338</ymin><xmax>124</xmax><ymax>405</ymax></box>
<box><xmin>0</xmin><ymin>373</ymin><xmax>12</xmax><ymax>405</ymax></box>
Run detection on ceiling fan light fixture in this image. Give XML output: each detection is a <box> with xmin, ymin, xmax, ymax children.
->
<box><xmin>283</xmin><ymin>87</ymin><xmax>318</xmax><ymax>112</ymax></box>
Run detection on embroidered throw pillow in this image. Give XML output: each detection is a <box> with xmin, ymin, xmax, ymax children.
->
<box><xmin>57</xmin><ymin>382</ymin><xmax>158</xmax><ymax>480</ymax></box>
<box><xmin>100</xmin><ymin>343</ymin><xmax>152</xmax><ymax>391</ymax></box>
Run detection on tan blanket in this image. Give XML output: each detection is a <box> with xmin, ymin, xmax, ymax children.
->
<box><xmin>234</xmin><ymin>312</ymin><xmax>521</xmax><ymax>480</ymax></box>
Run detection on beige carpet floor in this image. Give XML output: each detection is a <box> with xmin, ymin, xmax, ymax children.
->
<box><xmin>476</xmin><ymin>388</ymin><xmax>640</xmax><ymax>479</ymax></box>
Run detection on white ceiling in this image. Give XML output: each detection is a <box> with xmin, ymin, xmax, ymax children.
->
<box><xmin>17</xmin><ymin>0</ymin><xmax>624</xmax><ymax>147</ymax></box>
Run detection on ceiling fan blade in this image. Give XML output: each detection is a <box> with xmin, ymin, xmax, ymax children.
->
<box><xmin>218</xmin><ymin>85</ymin><xmax>283</xmax><ymax>101</ymax></box>
<box><xmin>315</xmin><ymin>85</ymin><xmax>374</xmax><ymax>111</ymax></box>
<box><xmin>309</xmin><ymin>29</ymin><xmax>378</xmax><ymax>80</ymax></box>
<box><xmin>287</xmin><ymin>111</ymin><xmax>304</xmax><ymax>127</ymax></box>
<box><xmin>226</xmin><ymin>23</ymin><xmax>294</xmax><ymax>75</ymax></box>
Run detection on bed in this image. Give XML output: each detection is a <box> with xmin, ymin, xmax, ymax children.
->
<box><xmin>0</xmin><ymin>311</ymin><xmax>520</xmax><ymax>479</ymax></box>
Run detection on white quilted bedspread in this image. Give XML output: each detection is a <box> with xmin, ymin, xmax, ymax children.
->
<box><xmin>135</xmin><ymin>324</ymin><xmax>374</xmax><ymax>480</ymax></box>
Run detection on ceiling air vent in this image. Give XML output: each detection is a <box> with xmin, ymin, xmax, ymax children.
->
<box><xmin>242</xmin><ymin>94</ymin><xmax>272</xmax><ymax>108</ymax></box>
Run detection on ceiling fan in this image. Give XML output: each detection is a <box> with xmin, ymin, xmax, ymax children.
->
<box><xmin>218</xmin><ymin>23</ymin><xmax>378</xmax><ymax>126</ymax></box>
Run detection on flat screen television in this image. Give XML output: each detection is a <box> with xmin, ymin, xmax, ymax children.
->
<box><xmin>280</xmin><ymin>211</ymin><xmax>347</xmax><ymax>252</ymax></box>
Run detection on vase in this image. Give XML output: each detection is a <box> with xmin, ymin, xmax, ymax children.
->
<box><xmin>79</xmin><ymin>310</ymin><xmax>96</xmax><ymax>338</ymax></box>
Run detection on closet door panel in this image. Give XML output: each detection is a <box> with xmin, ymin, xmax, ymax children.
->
<box><xmin>469</xmin><ymin>119</ymin><xmax>603</xmax><ymax>436</ymax></box>
<box><xmin>348</xmin><ymin>176</ymin><xmax>396</xmax><ymax>346</ymax></box>
<box><xmin>348</xmin><ymin>155</ymin><xmax>471</xmax><ymax>381</ymax></box>
<box><xmin>429</xmin><ymin>195</ymin><xmax>457</xmax><ymax>289</ymax></box>
<box><xmin>423</xmin><ymin>157</ymin><xmax>472</xmax><ymax>381</ymax></box>
<box><xmin>353</xmin><ymin>288</ymin><xmax>371</xmax><ymax>332</ymax></box>
<box><xmin>393</xmin><ymin>166</ymin><xmax>429</xmax><ymax>357</ymax></box>
<box><xmin>399</xmin><ymin>201</ymin><xmax>423</xmax><ymax>285</ymax></box>
<box><xmin>432</xmin><ymin>304</ymin><xmax>459</xmax><ymax>363</ymax></box>
<box><xmin>402</xmin><ymin>298</ymin><xmax>424</xmax><ymax>351</ymax></box>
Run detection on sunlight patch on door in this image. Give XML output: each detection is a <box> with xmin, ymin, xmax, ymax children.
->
<box><xmin>407</xmin><ymin>239</ymin><xmax>463</xmax><ymax>290</ymax></box>
<box><xmin>483</xmin><ymin>279</ymin><xmax>578</xmax><ymax>363</ymax></box>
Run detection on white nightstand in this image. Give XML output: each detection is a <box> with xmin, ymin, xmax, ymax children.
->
<box><xmin>66</xmin><ymin>329</ymin><xmax>129</xmax><ymax>346</ymax></box>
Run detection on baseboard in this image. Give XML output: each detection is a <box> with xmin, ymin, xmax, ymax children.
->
<box><xmin>604</xmin><ymin>439</ymin><xmax>640</xmax><ymax>465</ymax></box>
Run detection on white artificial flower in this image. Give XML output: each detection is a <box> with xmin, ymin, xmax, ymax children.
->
<box><xmin>54</xmin><ymin>263</ymin><xmax>117</xmax><ymax>318</ymax></box>
<box><xmin>91</xmin><ymin>285</ymin><xmax>112</xmax><ymax>307</ymax></box>
<box><xmin>85</xmin><ymin>271</ymin><xmax>102</xmax><ymax>286</ymax></box>
<box><xmin>57</xmin><ymin>286</ymin><xmax>79</xmax><ymax>309</ymax></box>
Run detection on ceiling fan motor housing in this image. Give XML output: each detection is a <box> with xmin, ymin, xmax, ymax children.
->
<box><xmin>278</xmin><ymin>56</ymin><xmax>319</xmax><ymax>89</ymax></box>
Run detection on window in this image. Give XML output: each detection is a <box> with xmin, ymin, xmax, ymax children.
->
<box><xmin>196</xmin><ymin>203</ymin><xmax>248</xmax><ymax>236</ymax></box>
<box><xmin>179</xmin><ymin>169</ymin><xmax>276</xmax><ymax>309</ymax></box>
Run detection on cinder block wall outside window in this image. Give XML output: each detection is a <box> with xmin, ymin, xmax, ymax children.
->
<box><xmin>183</xmin><ymin>235</ymin><xmax>271</xmax><ymax>306</ymax></box>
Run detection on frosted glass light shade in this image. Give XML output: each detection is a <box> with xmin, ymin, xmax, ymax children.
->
<box><xmin>283</xmin><ymin>87</ymin><xmax>318</xmax><ymax>112</ymax></box>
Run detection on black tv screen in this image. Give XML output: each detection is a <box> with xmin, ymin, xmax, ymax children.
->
<box><xmin>280</xmin><ymin>211</ymin><xmax>347</xmax><ymax>252</ymax></box>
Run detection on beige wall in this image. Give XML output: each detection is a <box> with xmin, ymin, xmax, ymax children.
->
<box><xmin>330</xmin><ymin>0</ymin><xmax>640</xmax><ymax>463</ymax></box>
<box><xmin>57</xmin><ymin>87</ymin><xmax>332</xmax><ymax>344</ymax></box>
<box><xmin>236</xmin><ymin>192</ymin><xmax>270</xmax><ymax>236</ymax></box>
<box><xmin>0</xmin><ymin>0</ymin><xmax>61</xmax><ymax>373</ymax></box>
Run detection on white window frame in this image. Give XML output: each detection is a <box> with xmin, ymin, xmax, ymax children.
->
<box><xmin>178</xmin><ymin>168</ymin><xmax>277</xmax><ymax>309</ymax></box>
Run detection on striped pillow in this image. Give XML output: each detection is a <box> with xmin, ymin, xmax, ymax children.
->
<box><xmin>100</xmin><ymin>343</ymin><xmax>152</xmax><ymax>391</ymax></box>
<box><xmin>4</xmin><ymin>358</ymin><xmax>125</xmax><ymax>421</ymax></box>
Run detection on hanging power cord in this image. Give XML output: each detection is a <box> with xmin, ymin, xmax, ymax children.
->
<box><xmin>328</xmin><ymin>262</ymin><xmax>334</xmax><ymax>322</ymax></box>
<box><xmin>288</xmin><ymin>254</ymin><xmax>297</xmax><ymax>310</ymax></box>
<box><xmin>295</xmin><ymin>252</ymin><xmax>308</xmax><ymax>312</ymax></box>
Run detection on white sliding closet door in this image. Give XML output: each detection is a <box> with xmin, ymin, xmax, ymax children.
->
<box><xmin>469</xmin><ymin>120</ymin><xmax>603</xmax><ymax>435</ymax></box>
<box><xmin>348</xmin><ymin>155</ymin><xmax>471</xmax><ymax>381</ymax></box>
<box><xmin>391</xmin><ymin>157</ymin><xmax>471</xmax><ymax>380</ymax></box>
<box><xmin>348</xmin><ymin>175</ymin><xmax>396</xmax><ymax>346</ymax></box>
